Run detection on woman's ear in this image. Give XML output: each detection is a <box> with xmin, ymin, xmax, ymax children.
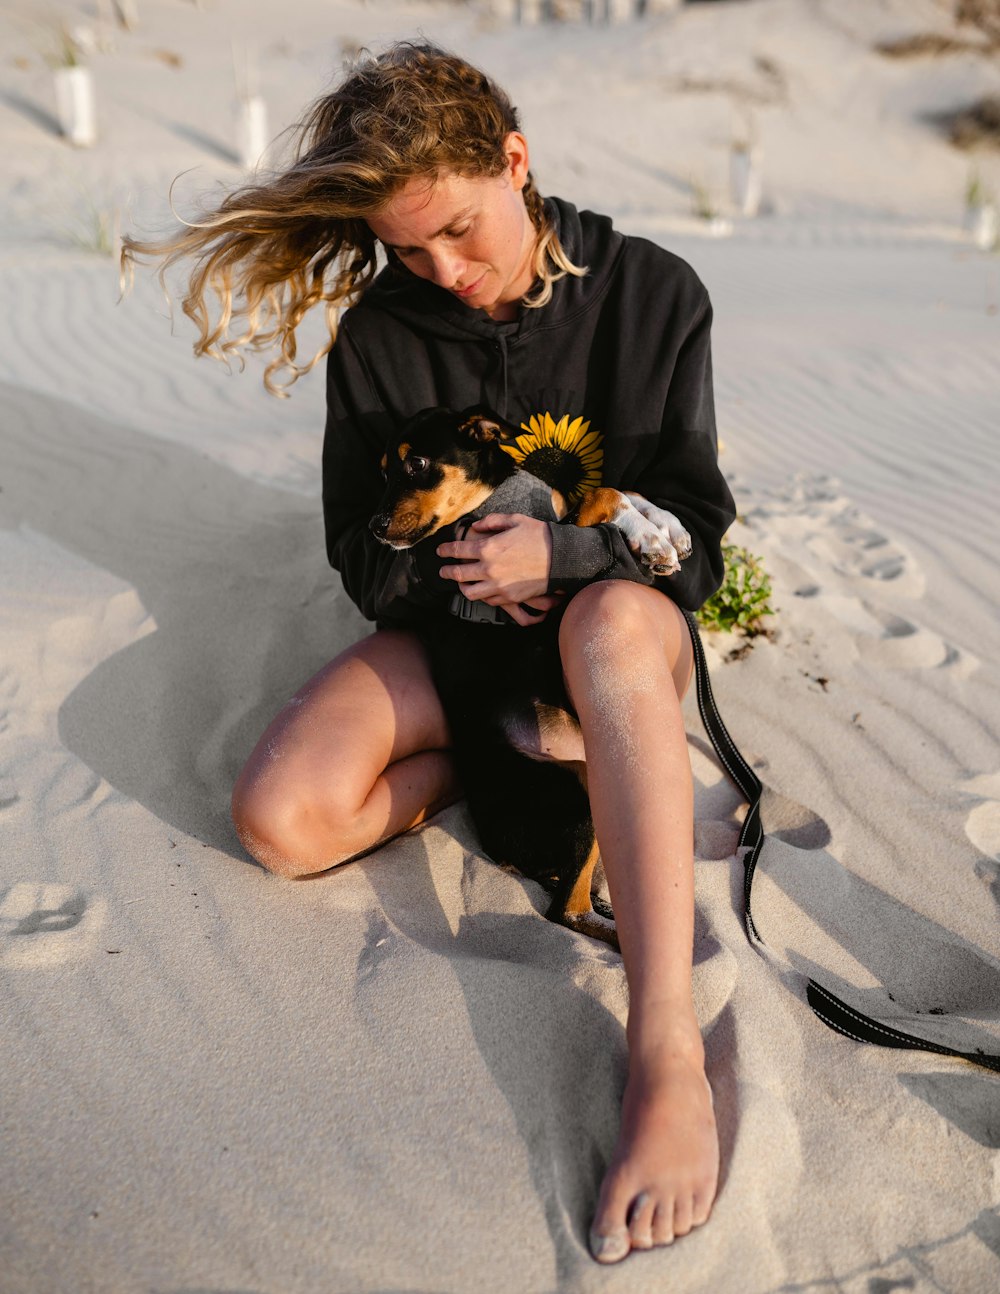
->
<box><xmin>503</xmin><ymin>131</ymin><xmax>530</xmax><ymax>192</ymax></box>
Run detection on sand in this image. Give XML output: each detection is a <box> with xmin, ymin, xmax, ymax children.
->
<box><xmin>1</xmin><ymin>1</ymin><xmax>999</xmax><ymax>1290</ymax></box>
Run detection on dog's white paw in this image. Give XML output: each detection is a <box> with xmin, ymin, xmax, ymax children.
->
<box><xmin>621</xmin><ymin>495</ymin><xmax>692</xmax><ymax>567</ymax></box>
<box><xmin>671</xmin><ymin>525</ymin><xmax>693</xmax><ymax>560</ymax></box>
<box><xmin>635</xmin><ymin>528</ymin><xmax>682</xmax><ymax>576</ymax></box>
<box><xmin>617</xmin><ymin>509</ymin><xmax>683</xmax><ymax>575</ymax></box>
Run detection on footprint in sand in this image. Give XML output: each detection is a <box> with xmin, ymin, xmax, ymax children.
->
<box><xmin>961</xmin><ymin>783</ymin><xmax>1000</xmax><ymax>909</ymax></box>
<box><xmin>853</xmin><ymin>602</ymin><xmax>964</xmax><ymax>671</ymax></box>
<box><xmin>761</xmin><ymin>787</ymin><xmax>832</xmax><ymax>850</ymax></box>
<box><xmin>742</xmin><ymin>473</ymin><xmax>924</xmax><ymax>598</ymax></box>
<box><xmin>805</xmin><ymin>511</ymin><xmax>924</xmax><ymax>600</ymax></box>
<box><xmin>740</xmin><ymin>476</ymin><xmax>975</xmax><ymax>674</ymax></box>
<box><xmin>0</xmin><ymin>883</ymin><xmax>107</xmax><ymax>968</ymax></box>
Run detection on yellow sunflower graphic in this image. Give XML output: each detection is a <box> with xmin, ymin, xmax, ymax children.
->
<box><xmin>501</xmin><ymin>412</ymin><xmax>604</xmax><ymax>505</ymax></box>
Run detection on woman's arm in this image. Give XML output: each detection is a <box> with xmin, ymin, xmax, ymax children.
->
<box><xmin>438</xmin><ymin>291</ymin><xmax>735</xmax><ymax>615</ymax></box>
<box><xmin>322</xmin><ymin>323</ymin><xmax>453</xmax><ymax>626</ymax></box>
<box><xmin>546</xmin><ymin>291</ymin><xmax>734</xmax><ymax>612</ymax></box>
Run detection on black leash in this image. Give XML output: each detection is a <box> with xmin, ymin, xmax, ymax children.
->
<box><xmin>681</xmin><ymin>609</ymin><xmax>1000</xmax><ymax>1075</ymax></box>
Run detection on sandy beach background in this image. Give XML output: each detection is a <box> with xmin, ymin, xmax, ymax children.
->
<box><xmin>2</xmin><ymin>1</ymin><xmax>999</xmax><ymax>1290</ymax></box>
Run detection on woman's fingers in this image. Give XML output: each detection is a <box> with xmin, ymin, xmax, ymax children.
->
<box><xmin>498</xmin><ymin>601</ymin><xmax>546</xmax><ymax>627</ymax></box>
<box><xmin>436</xmin><ymin>513</ymin><xmax>514</xmax><ymax>560</ymax></box>
<box><xmin>441</xmin><ymin>561</ymin><xmax>486</xmax><ymax>585</ymax></box>
<box><xmin>434</xmin><ymin>513</ymin><xmax>552</xmax><ymax>604</ymax></box>
<box><xmin>519</xmin><ymin>593</ymin><xmax>564</xmax><ymax>612</ymax></box>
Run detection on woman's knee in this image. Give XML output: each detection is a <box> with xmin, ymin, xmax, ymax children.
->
<box><xmin>559</xmin><ymin>581</ymin><xmax>661</xmax><ymax>657</ymax></box>
<box><xmin>558</xmin><ymin>580</ymin><xmax>691</xmax><ymax>700</ymax></box>
<box><xmin>230</xmin><ymin>761</ymin><xmax>366</xmax><ymax>879</ymax></box>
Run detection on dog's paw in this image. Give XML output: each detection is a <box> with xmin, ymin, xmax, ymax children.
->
<box><xmin>562</xmin><ymin>908</ymin><xmax>620</xmax><ymax>950</ymax></box>
<box><xmin>617</xmin><ymin>507</ymin><xmax>683</xmax><ymax>574</ymax></box>
<box><xmin>619</xmin><ymin>496</ymin><xmax>692</xmax><ymax>570</ymax></box>
<box><xmin>634</xmin><ymin>529</ymin><xmax>682</xmax><ymax>576</ymax></box>
<box><xmin>672</xmin><ymin>526</ymin><xmax>693</xmax><ymax>560</ymax></box>
<box><xmin>653</xmin><ymin>510</ymin><xmax>691</xmax><ymax>561</ymax></box>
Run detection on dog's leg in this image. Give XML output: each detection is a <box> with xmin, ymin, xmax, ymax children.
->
<box><xmin>576</xmin><ymin>488</ymin><xmax>686</xmax><ymax>576</ymax></box>
<box><xmin>623</xmin><ymin>491</ymin><xmax>693</xmax><ymax>561</ymax></box>
<box><xmin>547</xmin><ymin>838</ymin><xmax>619</xmax><ymax>949</ymax></box>
<box><xmin>500</xmin><ymin>700</ymin><xmax>588</xmax><ymax>789</ymax></box>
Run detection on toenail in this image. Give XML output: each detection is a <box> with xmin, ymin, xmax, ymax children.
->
<box><xmin>589</xmin><ymin>1227</ymin><xmax>630</xmax><ymax>1262</ymax></box>
<box><xmin>628</xmin><ymin>1190</ymin><xmax>652</xmax><ymax>1221</ymax></box>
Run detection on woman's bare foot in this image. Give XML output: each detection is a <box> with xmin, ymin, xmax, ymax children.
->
<box><xmin>589</xmin><ymin>1030</ymin><xmax>718</xmax><ymax>1263</ymax></box>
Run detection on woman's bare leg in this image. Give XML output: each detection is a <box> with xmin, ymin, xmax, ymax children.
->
<box><xmin>558</xmin><ymin>581</ymin><xmax>719</xmax><ymax>1263</ymax></box>
<box><xmin>231</xmin><ymin>629</ymin><xmax>460</xmax><ymax>877</ymax></box>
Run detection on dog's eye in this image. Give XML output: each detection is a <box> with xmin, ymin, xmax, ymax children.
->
<box><xmin>407</xmin><ymin>456</ymin><xmax>430</xmax><ymax>475</ymax></box>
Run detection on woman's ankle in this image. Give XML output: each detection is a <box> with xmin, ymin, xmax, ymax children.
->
<box><xmin>627</xmin><ymin>1006</ymin><xmax>705</xmax><ymax>1072</ymax></box>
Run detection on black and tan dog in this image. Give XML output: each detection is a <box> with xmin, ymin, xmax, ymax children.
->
<box><xmin>370</xmin><ymin>405</ymin><xmax>692</xmax><ymax>946</ymax></box>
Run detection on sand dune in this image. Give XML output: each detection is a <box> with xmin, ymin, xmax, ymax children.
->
<box><xmin>2</xmin><ymin>1</ymin><xmax>999</xmax><ymax>1290</ymax></box>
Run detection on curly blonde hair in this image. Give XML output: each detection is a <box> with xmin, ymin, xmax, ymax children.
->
<box><xmin>121</xmin><ymin>42</ymin><xmax>587</xmax><ymax>395</ymax></box>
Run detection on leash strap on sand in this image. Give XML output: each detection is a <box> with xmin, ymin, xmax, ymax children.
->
<box><xmin>681</xmin><ymin>609</ymin><xmax>1000</xmax><ymax>1076</ymax></box>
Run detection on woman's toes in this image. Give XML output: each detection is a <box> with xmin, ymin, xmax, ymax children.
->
<box><xmin>691</xmin><ymin>1186</ymin><xmax>715</xmax><ymax>1229</ymax></box>
<box><xmin>651</xmin><ymin>1200</ymin><xmax>676</xmax><ymax>1247</ymax></box>
<box><xmin>672</xmin><ymin>1192</ymin><xmax>695</xmax><ymax>1239</ymax></box>
<box><xmin>588</xmin><ymin>1225</ymin><xmax>630</xmax><ymax>1264</ymax></box>
<box><xmin>627</xmin><ymin>1190</ymin><xmax>656</xmax><ymax>1249</ymax></box>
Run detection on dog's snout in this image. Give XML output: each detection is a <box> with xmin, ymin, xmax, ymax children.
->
<box><xmin>369</xmin><ymin>513</ymin><xmax>390</xmax><ymax>540</ymax></box>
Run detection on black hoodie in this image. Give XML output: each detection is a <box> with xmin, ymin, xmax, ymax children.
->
<box><xmin>322</xmin><ymin>197</ymin><xmax>736</xmax><ymax>628</ymax></box>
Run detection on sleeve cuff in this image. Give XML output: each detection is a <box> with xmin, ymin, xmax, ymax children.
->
<box><xmin>546</xmin><ymin>522</ymin><xmax>614</xmax><ymax>593</ymax></box>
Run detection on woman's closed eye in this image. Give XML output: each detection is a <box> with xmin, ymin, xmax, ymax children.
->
<box><xmin>393</xmin><ymin>226</ymin><xmax>472</xmax><ymax>259</ymax></box>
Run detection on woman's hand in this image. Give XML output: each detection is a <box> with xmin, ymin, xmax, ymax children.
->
<box><xmin>436</xmin><ymin>514</ymin><xmax>557</xmax><ymax>621</ymax></box>
<box><xmin>493</xmin><ymin>592</ymin><xmax>567</xmax><ymax>627</ymax></box>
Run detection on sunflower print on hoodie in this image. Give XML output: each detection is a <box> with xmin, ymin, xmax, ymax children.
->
<box><xmin>500</xmin><ymin>412</ymin><xmax>604</xmax><ymax>506</ymax></box>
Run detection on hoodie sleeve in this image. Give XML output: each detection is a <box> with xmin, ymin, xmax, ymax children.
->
<box><xmin>545</xmin><ymin>288</ymin><xmax>735</xmax><ymax>613</ymax></box>
<box><xmin>322</xmin><ymin>322</ymin><xmax>454</xmax><ymax>627</ymax></box>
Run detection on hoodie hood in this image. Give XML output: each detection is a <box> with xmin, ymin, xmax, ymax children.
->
<box><xmin>359</xmin><ymin>197</ymin><xmax>626</xmax><ymax>343</ymax></box>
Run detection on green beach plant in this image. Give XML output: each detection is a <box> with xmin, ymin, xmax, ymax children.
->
<box><xmin>696</xmin><ymin>542</ymin><xmax>775</xmax><ymax>637</ymax></box>
<box><xmin>689</xmin><ymin>175</ymin><xmax>718</xmax><ymax>222</ymax></box>
<box><xmin>58</xmin><ymin>185</ymin><xmax>121</xmax><ymax>256</ymax></box>
<box><xmin>44</xmin><ymin>22</ymin><xmax>85</xmax><ymax>69</ymax></box>
<box><xmin>966</xmin><ymin>167</ymin><xmax>994</xmax><ymax>208</ymax></box>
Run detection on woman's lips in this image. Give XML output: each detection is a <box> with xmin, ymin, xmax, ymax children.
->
<box><xmin>455</xmin><ymin>274</ymin><xmax>485</xmax><ymax>298</ymax></box>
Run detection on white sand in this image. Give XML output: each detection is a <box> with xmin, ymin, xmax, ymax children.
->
<box><xmin>2</xmin><ymin>1</ymin><xmax>999</xmax><ymax>1290</ymax></box>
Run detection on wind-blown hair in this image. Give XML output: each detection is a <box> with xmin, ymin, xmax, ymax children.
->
<box><xmin>121</xmin><ymin>42</ymin><xmax>587</xmax><ymax>395</ymax></box>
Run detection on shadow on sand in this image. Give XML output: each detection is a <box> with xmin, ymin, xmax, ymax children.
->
<box><xmin>2</xmin><ymin>380</ymin><xmax>364</xmax><ymax>852</ymax></box>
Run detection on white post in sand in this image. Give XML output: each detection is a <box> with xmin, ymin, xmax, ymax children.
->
<box><xmin>963</xmin><ymin>170</ymin><xmax>998</xmax><ymax>251</ymax></box>
<box><xmin>514</xmin><ymin>0</ymin><xmax>543</xmax><ymax>24</ymax></box>
<box><xmin>54</xmin><ymin>65</ymin><xmax>97</xmax><ymax>148</ymax></box>
<box><xmin>964</xmin><ymin>201</ymin><xmax>998</xmax><ymax>250</ymax></box>
<box><xmin>232</xmin><ymin>41</ymin><xmax>269</xmax><ymax>171</ymax></box>
<box><xmin>235</xmin><ymin>96</ymin><xmax>269</xmax><ymax>170</ymax></box>
<box><xmin>730</xmin><ymin>144</ymin><xmax>763</xmax><ymax>218</ymax></box>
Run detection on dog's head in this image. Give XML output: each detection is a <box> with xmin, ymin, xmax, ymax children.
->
<box><xmin>369</xmin><ymin>406</ymin><xmax>519</xmax><ymax>548</ymax></box>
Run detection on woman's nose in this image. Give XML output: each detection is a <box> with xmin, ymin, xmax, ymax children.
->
<box><xmin>427</xmin><ymin>247</ymin><xmax>465</xmax><ymax>288</ymax></box>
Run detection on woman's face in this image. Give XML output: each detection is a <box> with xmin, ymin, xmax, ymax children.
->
<box><xmin>367</xmin><ymin>133</ymin><xmax>536</xmax><ymax>321</ymax></box>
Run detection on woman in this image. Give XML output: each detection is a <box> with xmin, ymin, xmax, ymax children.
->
<box><xmin>124</xmin><ymin>42</ymin><xmax>735</xmax><ymax>1264</ymax></box>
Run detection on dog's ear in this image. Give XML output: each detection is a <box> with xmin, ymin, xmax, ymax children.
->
<box><xmin>458</xmin><ymin>407</ymin><xmax>517</xmax><ymax>444</ymax></box>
